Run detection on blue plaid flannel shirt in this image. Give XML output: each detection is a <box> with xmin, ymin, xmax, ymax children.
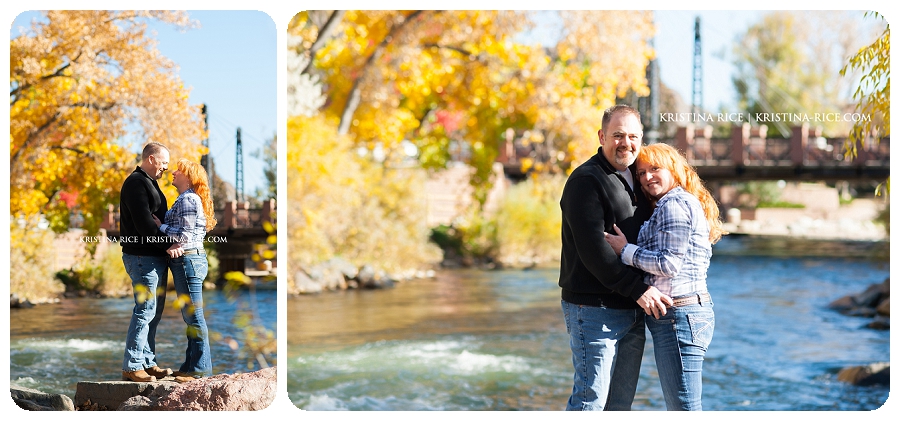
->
<box><xmin>621</xmin><ymin>186</ymin><xmax>712</xmax><ymax>298</ymax></box>
<box><xmin>159</xmin><ymin>189</ymin><xmax>207</xmax><ymax>251</ymax></box>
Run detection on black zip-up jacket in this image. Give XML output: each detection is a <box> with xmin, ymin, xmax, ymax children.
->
<box><xmin>559</xmin><ymin>147</ymin><xmax>653</xmax><ymax>308</ymax></box>
<box><xmin>119</xmin><ymin>166</ymin><xmax>174</xmax><ymax>256</ymax></box>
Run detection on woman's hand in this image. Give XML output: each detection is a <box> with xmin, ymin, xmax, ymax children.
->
<box><xmin>151</xmin><ymin>214</ymin><xmax>162</xmax><ymax>228</ymax></box>
<box><xmin>604</xmin><ymin>224</ymin><xmax>627</xmax><ymax>256</ymax></box>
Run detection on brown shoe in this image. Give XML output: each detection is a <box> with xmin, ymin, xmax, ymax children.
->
<box><xmin>174</xmin><ymin>375</ymin><xmax>197</xmax><ymax>383</ymax></box>
<box><xmin>145</xmin><ymin>366</ymin><xmax>173</xmax><ymax>378</ymax></box>
<box><xmin>172</xmin><ymin>371</ymin><xmax>202</xmax><ymax>377</ymax></box>
<box><xmin>122</xmin><ymin>370</ymin><xmax>156</xmax><ymax>382</ymax></box>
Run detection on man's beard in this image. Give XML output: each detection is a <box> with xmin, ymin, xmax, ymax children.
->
<box><xmin>614</xmin><ymin>150</ymin><xmax>636</xmax><ymax>168</ymax></box>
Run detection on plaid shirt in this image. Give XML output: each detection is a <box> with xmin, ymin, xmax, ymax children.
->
<box><xmin>621</xmin><ymin>187</ymin><xmax>711</xmax><ymax>297</ymax></box>
<box><xmin>159</xmin><ymin>189</ymin><xmax>207</xmax><ymax>251</ymax></box>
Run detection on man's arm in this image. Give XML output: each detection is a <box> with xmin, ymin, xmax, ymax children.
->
<box><xmin>121</xmin><ymin>180</ymin><xmax>162</xmax><ymax>237</ymax></box>
<box><xmin>562</xmin><ymin>174</ymin><xmax>648</xmax><ymax>301</ymax></box>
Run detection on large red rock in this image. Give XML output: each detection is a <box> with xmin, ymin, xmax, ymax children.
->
<box><xmin>152</xmin><ymin>367</ymin><xmax>277</xmax><ymax>411</ymax></box>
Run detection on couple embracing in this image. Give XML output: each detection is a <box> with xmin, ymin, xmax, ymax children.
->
<box><xmin>118</xmin><ymin>142</ymin><xmax>217</xmax><ymax>383</ymax></box>
<box><xmin>560</xmin><ymin>104</ymin><xmax>726</xmax><ymax>411</ymax></box>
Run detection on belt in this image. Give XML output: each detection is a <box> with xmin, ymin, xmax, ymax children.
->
<box><xmin>671</xmin><ymin>291</ymin><xmax>712</xmax><ymax>307</ymax></box>
<box><xmin>182</xmin><ymin>248</ymin><xmax>205</xmax><ymax>255</ymax></box>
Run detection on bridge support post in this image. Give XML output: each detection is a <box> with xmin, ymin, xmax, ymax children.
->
<box><xmin>732</xmin><ymin>123</ymin><xmax>750</xmax><ymax>165</ymax></box>
<box><xmin>676</xmin><ymin>125</ymin><xmax>693</xmax><ymax>160</ymax></box>
<box><xmin>261</xmin><ymin>199</ymin><xmax>276</xmax><ymax>225</ymax></box>
<box><xmin>100</xmin><ymin>204</ymin><xmax>116</xmax><ymax>231</ymax></box>
<box><xmin>223</xmin><ymin>201</ymin><xmax>237</xmax><ymax>229</ymax></box>
<box><xmin>791</xmin><ymin>123</ymin><xmax>809</xmax><ymax>166</ymax></box>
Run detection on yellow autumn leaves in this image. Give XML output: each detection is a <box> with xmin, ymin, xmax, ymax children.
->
<box><xmin>10</xmin><ymin>11</ymin><xmax>208</xmax><ymax>234</ymax></box>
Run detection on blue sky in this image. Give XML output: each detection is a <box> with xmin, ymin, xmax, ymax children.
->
<box><xmin>8</xmin><ymin>10</ymin><xmax>277</xmax><ymax>198</ymax></box>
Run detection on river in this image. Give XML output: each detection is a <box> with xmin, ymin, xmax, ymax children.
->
<box><xmin>287</xmin><ymin>236</ymin><xmax>890</xmax><ymax>411</ymax></box>
<box><xmin>9</xmin><ymin>288</ymin><xmax>277</xmax><ymax>400</ymax></box>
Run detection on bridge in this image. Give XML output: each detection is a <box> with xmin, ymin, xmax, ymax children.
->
<box><xmin>100</xmin><ymin>199</ymin><xmax>276</xmax><ymax>278</ymax></box>
<box><xmin>500</xmin><ymin>123</ymin><xmax>889</xmax><ymax>183</ymax></box>
<box><xmin>671</xmin><ymin>123</ymin><xmax>889</xmax><ymax>182</ymax></box>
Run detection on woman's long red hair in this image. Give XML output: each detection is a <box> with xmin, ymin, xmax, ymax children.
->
<box><xmin>176</xmin><ymin>158</ymin><xmax>217</xmax><ymax>232</ymax></box>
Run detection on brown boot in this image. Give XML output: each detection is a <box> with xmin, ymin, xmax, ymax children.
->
<box><xmin>122</xmin><ymin>370</ymin><xmax>156</xmax><ymax>382</ymax></box>
<box><xmin>145</xmin><ymin>366</ymin><xmax>173</xmax><ymax>378</ymax></box>
<box><xmin>174</xmin><ymin>375</ymin><xmax>197</xmax><ymax>383</ymax></box>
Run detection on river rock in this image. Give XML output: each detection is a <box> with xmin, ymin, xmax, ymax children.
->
<box><xmin>875</xmin><ymin>297</ymin><xmax>889</xmax><ymax>316</ymax></box>
<box><xmin>293</xmin><ymin>269</ymin><xmax>323</xmax><ymax>294</ymax></box>
<box><xmin>75</xmin><ymin>367</ymin><xmax>276</xmax><ymax>411</ymax></box>
<box><xmin>325</xmin><ymin>257</ymin><xmax>359</xmax><ymax>279</ymax></box>
<box><xmin>355</xmin><ymin>264</ymin><xmax>395</xmax><ymax>289</ymax></box>
<box><xmin>10</xmin><ymin>294</ymin><xmax>35</xmax><ymax>308</ymax></box>
<box><xmin>75</xmin><ymin>379</ymin><xmax>177</xmax><ymax>410</ymax></box>
<box><xmin>837</xmin><ymin>363</ymin><xmax>889</xmax><ymax>386</ymax></box>
<box><xmin>828</xmin><ymin>278</ymin><xmax>890</xmax><ymax>325</ymax></box>
<box><xmin>151</xmin><ymin>367</ymin><xmax>277</xmax><ymax>410</ymax></box>
<box><xmin>11</xmin><ymin>385</ymin><xmax>75</xmax><ymax>411</ymax></box>
<box><xmin>867</xmin><ymin>314</ymin><xmax>890</xmax><ymax>330</ymax></box>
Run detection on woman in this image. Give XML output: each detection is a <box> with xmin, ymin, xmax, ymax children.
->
<box><xmin>605</xmin><ymin>143</ymin><xmax>725</xmax><ymax>410</ymax></box>
<box><xmin>154</xmin><ymin>158</ymin><xmax>217</xmax><ymax>383</ymax></box>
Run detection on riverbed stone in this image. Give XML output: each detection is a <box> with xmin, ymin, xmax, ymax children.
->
<box><xmin>875</xmin><ymin>297</ymin><xmax>889</xmax><ymax>316</ymax></box>
<box><xmin>294</xmin><ymin>269</ymin><xmax>323</xmax><ymax>294</ymax></box>
<box><xmin>837</xmin><ymin>363</ymin><xmax>889</xmax><ymax>386</ymax></box>
<box><xmin>74</xmin><ymin>379</ymin><xmax>177</xmax><ymax>410</ymax></box>
<box><xmin>325</xmin><ymin>257</ymin><xmax>359</xmax><ymax>279</ymax></box>
<box><xmin>74</xmin><ymin>367</ymin><xmax>276</xmax><ymax>411</ymax></box>
<box><xmin>152</xmin><ymin>367</ymin><xmax>277</xmax><ymax>410</ymax></box>
<box><xmin>829</xmin><ymin>279</ymin><xmax>890</xmax><ymax>326</ymax></box>
<box><xmin>11</xmin><ymin>385</ymin><xmax>75</xmax><ymax>411</ymax></box>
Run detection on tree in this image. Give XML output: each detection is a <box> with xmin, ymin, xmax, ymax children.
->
<box><xmin>291</xmin><ymin>10</ymin><xmax>655</xmax><ymax>204</ymax></box>
<box><xmin>251</xmin><ymin>133</ymin><xmax>277</xmax><ymax>200</ymax></box>
<box><xmin>10</xmin><ymin>11</ymin><xmax>208</xmax><ymax>234</ymax></box>
<box><xmin>840</xmin><ymin>12</ymin><xmax>889</xmax><ymax>161</ymax></box>
<box><xmin>732</xmin><ymin>11</ymin><xmax>881</xmax><ymax>137</ymax></box>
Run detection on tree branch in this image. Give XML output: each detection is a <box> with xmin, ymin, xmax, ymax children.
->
<box><xmin>338</xmin><ymin>11</ymin><xmax>429</xmax><ymax>135</ymax></box>
<box><xmin>301</xmin><ymin>10</ymin><xmax>346</xmax><ymax>75</ymax></box>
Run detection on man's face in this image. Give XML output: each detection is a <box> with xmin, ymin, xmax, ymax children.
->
<box><xmin>599</xmin><ymin>112</ymin><xmax>643</xmax><ymax>171</ymax></box>
<box><xmin>147</xmin><ymin>150</ymin><xmax>170</xmax><ymax>180</ymax></box>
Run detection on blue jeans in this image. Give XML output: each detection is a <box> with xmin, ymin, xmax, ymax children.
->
<box><xmin>646</xmin><ymin>299</ymin><xmax>715</xmax><ymax>410</ymax></box>
<box><xmin>169</xmin><ymin>253</ymin><xmax>211</xmax><ymax>376</ymax></box>
<box><xmin>122</xmin><ymin>254</ymin><xmax>168</xmax><ymax>372</ymax></box>
<box><xmin>562</xmin><ymin>300</ymin><xmax>645</xmax><ymax>411</ymax></box>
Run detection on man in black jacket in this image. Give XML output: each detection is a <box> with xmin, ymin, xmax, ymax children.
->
<box><xmin>119</xmin><ymin>141</ymin><xmax>182</xmax><ymax>382</ymax></box>
<box><xmin>559</xmin><ymin>104</ymin><xmax>673</xmax><ymax>410</ymax></box>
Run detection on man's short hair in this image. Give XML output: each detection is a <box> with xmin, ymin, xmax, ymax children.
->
<box><xmin>141</xmin><ymin>142</ymin><xmax>169</xmax><ymax>160</ymax></box>
<box><xmin>601</xmin><ymin>104</ymin><xmax>642</xmax><ymax>132</ymax></box>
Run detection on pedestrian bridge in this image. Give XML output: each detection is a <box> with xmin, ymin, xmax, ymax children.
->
<box><xmin>670</xmin><ymin>123</ymin><xmax>889</xmax><ymax>182</ymax></box>
<box><xmin>101</xmin><ymin>199</ymin><xmax>276</xmax><ymax>277</ymax></box>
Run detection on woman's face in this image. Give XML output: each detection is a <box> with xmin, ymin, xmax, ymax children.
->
<box><xmin>172</xmin><ymin>169</ymin><xmax>191</xmax><ymax>193</ymax></box>
<box><xmin>637</xmin><ymin>161</ymin><xmax>677</xmax><ymax>200</ymax></box>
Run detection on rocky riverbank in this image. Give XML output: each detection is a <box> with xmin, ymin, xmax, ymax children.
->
<box><xmin>11</xmin><ymin>367</ymin><xmax>276</xmax><ymax>411</ymax></box>
<box><xmin>289</xmin><ymin>256</ymin><xmax>436</xmax><ymax>294</ymax></box>
<box><xmin>828</xmin><ymin>278</ymin><xmax>890</xmax><ymax>386</ymax></box>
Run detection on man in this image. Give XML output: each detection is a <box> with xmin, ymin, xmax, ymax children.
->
<box><xmin>119</xmin><ymin>141</ymin><xmax>183</xmax><ymax>382</ymax></box>
<box><xmin>559</xmin><ymin>104</ymin><xmax>673</xmax><ymax>410</ymax></box>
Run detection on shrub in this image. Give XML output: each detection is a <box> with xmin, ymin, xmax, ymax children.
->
<box><xmin>67</xmin><ymin>244</ymin><xmax>132</xmax><ymax>297</ymax></box>
<box><xmin>9</xmin><ymin>219</ymin><xmax>65</xmax><ymax>303</ymax></box>
<box><xmin>494</xmin><ymin>174</ymin><xmax>565</xmax><ymax>266</ymax></box>
<box><xmin>286</xmin><ymin>114</ymin><xmax>441</xmax><ymax>275</ymax></box>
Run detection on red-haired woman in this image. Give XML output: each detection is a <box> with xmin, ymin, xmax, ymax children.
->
<box><xmin>605</xmin><ymin>143</ymin><xmax>726</xmax><ymax>410</ymax></box>
<box><xmin>154</xmin><ymin>158</ymin><xmax>218</xmax><ymax>383</ymax></box>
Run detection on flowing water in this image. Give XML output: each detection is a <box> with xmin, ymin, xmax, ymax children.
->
<box><xmin>287</xmin><ymin>236</ymin><xmax>890</xmax><ymax>411</ymax></box>
<box><xmin>9</xmin><ymin>288</ymin><xmax>277</xmax><ymax>399</ymax></box>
